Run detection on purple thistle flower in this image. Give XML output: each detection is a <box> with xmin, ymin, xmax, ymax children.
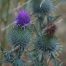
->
<box><xmin>16</xmin><ymin>10</ymin><xmax>30</xmax><ymax>27</ymax></box>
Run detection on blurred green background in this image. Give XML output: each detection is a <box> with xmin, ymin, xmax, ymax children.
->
<box><xmin>0</xmin><ymin>0</ymin><xmax>66</xmax><ymax>66</ymax></box>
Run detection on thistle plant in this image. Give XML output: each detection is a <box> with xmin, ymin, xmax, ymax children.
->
<box><xmin>0</xmin><ymin>0</ymin><xmax>64</xmax><ymax>66</ymax></box>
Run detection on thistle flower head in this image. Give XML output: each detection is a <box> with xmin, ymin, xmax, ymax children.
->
<box><xmin>36</xmin><ymin>36</ymin><xmax>62</xmax><ymax>58</ymax></box>
<box><xmin>9</xmin><ymin>27</ymin><xmax>31</xmax><ymax>46</ymax></box>
<box><xmin>32</xmin><ymin>0</ymin><xmax>53</xmax><ymax>15</ymax></box>
<box><xmin>45</xmin><ymin>23</ymin><xmax>56</xmax><ymax>37</ymax></box>
<box><xmin>8</xmin><ymin>26</ymin><xmax>31</xmax><ymax>57</ymax></box>
<box><xmin>40</xmin><ymin>0</ymin><xmax>54</xmax><ymax>15</ymax></box>
<box><xmin>16</xmin><ymin>10</ymin><xmax>30</xmax><ymax>27</ymax></box>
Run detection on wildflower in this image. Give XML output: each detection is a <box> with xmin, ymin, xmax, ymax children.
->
<box><xmin>36</xmin><ymin>36</ymin><xmax>62</xmax><ymax>57</ymax></box>
<box><xmin>8</xmin><ymin>26</ymin><xmax>31</xmax><ymax>57</ymax></box>
<box><xmin>32</xmin><ymin>0</ymin><xmax>53</xmax><ymax>15</ymax></box>
<box><xmin>45</xmin><ymin>23</ymin><xmax>56</xmax><ymax>37</ymax></box>
<box><xmin>16</xmin><ymin>10</ymin><xmax>30</xmax><ymax>27</ymax></box>
<box><xmin>40</xmin><ymin>0</ymin><xmax>53</xmax><ymax>15</ymax></box>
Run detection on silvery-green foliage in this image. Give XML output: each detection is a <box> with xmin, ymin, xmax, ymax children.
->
<box><xmin>13</xmin><ymin>58</ymin><xmax>25</xmax><ymax>66</ymax></box>
<box><xmin>29</xmin><ymin>49</ymin><xmax>44</xmax><ymax>66</ymax></box>
<box><xmin>4</xmin><ymin>52</ymin><xmax>15</xmax><ymax>63</ymax></box>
